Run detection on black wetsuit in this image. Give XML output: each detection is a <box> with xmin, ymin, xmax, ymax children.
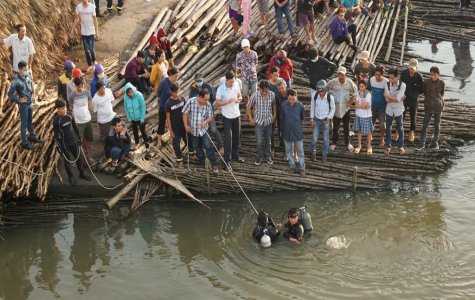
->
<box><xmin>53</xmin><ymin>112</ymin><xmax>85</xmax><ymax>178</ymax></box>
<box><xmin>284</xmin><ymin>221</ymin><xmax>304</xmax><ymax>241</ymax></box>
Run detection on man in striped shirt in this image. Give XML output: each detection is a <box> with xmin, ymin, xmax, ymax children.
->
<box><xmin>182</xmin><ymin>89</ymin><xmax>219</xmax><ymax>173</ymax></box>
<box><xmin>246</xmin><ymin>80</ymin><xmax>277</xmax><ymax>166</ymax></box>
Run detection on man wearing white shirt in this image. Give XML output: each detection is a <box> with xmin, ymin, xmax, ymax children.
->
<box><xmin>310</xmin><ymin>80</ymin><xmax>335</xmax><ymax>162</ymax></box>
<box><xmin>1</xmin><ymin>24</ymin><xmax>36</xmax><ymax>75</ymax></box>
<box><xmin>383</xmin><ymin>67</ymin><xmax>406</xmax><ymax>155</ymax></box>
<box><xmin>92</xmin><ymin>81</ymin><xmax>116</xmax><ymax>141</ymax></box>
<box><xmin>215</xmin><ymin>71</ymin><xmax>244</xmax><ymax>170</ymax></box>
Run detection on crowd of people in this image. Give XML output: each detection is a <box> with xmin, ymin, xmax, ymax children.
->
<box><xmin>1</xmin><ymin>0</ymin><xmax>447</xmax><ymax>186</ymax></box>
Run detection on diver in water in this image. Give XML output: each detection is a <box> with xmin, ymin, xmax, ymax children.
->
<box><xmin>283</xmin><ymin>207</ymin><xmax>304</xmax><ymax>243</ymax></box>
<box><xmin>252</xmin><ymin>211</ymin><xmax>280</xmax><ymax>247</ymax></box>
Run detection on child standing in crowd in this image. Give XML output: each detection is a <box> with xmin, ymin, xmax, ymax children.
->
<box><xmin>353</xmin><ymin>81</ymin><xmax>373</xmax><ymax>155</ymax></box>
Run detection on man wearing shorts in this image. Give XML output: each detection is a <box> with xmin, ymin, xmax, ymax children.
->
<box><xmin>298</xmin><ymin>0</ymin><xmax>316</xmax><ymax>44</ymax></box>
<box><xmin>257</xmin><ymin>0</ymin><xmax>270</xmax><ymax>28</ymax></box>
<box><xmin>68</xmin><ymin>77</ymin><xmax>94</xmax><ymax>162</ymax></box>
<box><xmin>236</xmin><ymin>38</ymin><xmax>258</xmax><ymax>113</ymax></box>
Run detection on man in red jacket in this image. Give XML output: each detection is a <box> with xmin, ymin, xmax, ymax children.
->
<box><xmin>267</xmin><ymin>50</ymin><xmax>293</xmax><ymax>89</ymax></box>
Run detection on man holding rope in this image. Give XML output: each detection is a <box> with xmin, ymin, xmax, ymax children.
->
<box><xmin>53</xmin><ymin>100</ymin><xmax>92</xmax><ymax>186</ymax></box>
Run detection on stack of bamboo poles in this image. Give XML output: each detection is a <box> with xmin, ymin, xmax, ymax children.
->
<box><xmin>0</xmin><ymin>74</ymin><xmax>60</xmax><ymax>200</ymax></box>
<box><xmin>0</xmin><ymin>0</ymin><xmax>77</xmax><ymax>78</ymax></box>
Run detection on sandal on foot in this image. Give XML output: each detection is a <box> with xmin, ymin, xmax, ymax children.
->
<box><xmin>384</xmin><ymin>147</ymin><xmax>391</xmax><ymax>155</ymax></box>
<box><xmin>354</xmin><ymin>147</ymin><xmax>361</xmax><ymax>154</ymax></box>
<box><xmin>399</xmin><ymin>147</ymin><xmax>406</xmax><ymax>155</ymax></box>
<box><xmin>367</xmin><ymin>147</ymin><xmax>373</xmax><ymax>155</ymax></box>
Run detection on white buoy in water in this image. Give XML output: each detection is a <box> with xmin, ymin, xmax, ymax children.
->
<box><xmin>261</xmin><ymin>234</ymin><xmax>271</xmax><ymax>248</ymax></box>
<box><xmin>326</xmin><ymin>235</ymin><xmax>350</xmax><ymax>249</ymax></box>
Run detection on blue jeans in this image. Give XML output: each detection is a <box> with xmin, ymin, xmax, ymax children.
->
<box><xmin>420</xmin><ymin>112</ymin><xmax>441</xmax><ymax>146</ymax></box>
<box><xmin>209</xmin><ymin>118</ymin><xmax>224</xmax><ymax>149</ymax></box>
<box><xmin>385</xmin><ymin>114</ymin><xmax>404</xmax><ymax>148</ymax></box>
<box><xmin>81</xmin><ymin>35</ymin><xmax>96</xmax><ymax>66</ymax></box>
<box><xmin>311</xmin><ymin>119</ymin><xmax>330</xmax><ymax>158</ymax></box>
<box><xmin>275</xmin><ymin>4</ymin><xmax>294</xmax><ymax>34</ymax></box>
<box><xmin>19</xmin><ymin>103</ymin><xmax>36</xmax><ymax>145</ymax></box>
<box><xmin>255</xmin><ymin>124</ymin><xmax>272</xmax><ymax>160</ymax></box>
<box><xmin>222</xmin><ymin>116</ymin><xmax>241</xmax><ymax>163</ymax></box>
<box><xmin>285</xmin><ymin>139</ymin><xmax>305</xmax><ymax>170</ymax></box>
<box><xmin>110</xmin><ymin>144</ymin><xmax>130</xmax><ymax>162</ymax></box>
<box><xmin>192</xmin><ymin>133</ymin><xmax>217</xmax><ymax>167</ymax></box>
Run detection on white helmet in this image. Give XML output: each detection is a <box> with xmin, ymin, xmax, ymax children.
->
<box><xmin>261</xmin><ymin>234</ymin><xmax>271</xmax><ymax>248</ymax></box>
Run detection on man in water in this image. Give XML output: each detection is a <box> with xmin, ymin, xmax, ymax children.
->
<box><xmin>252</xmin><ymin>211</ymin><xmax>279</xmax><ymax>243</ymax></box>
<box><xmin>284</xmin><ymin>207</ymin><xmax>304</xmax><ymax>243</ymax></box>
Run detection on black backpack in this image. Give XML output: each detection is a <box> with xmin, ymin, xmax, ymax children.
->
<box><xmin>387</xmin><ymin>80</ymin><xmax>403</xmax><ymax>91</ymax></box>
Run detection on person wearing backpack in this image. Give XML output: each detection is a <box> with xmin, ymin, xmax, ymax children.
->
<box><xmin>310</xmin><ymin>80</ymin><xmax>335</xmax><ymax>162</ymax></box>
<box><xmin>383</xmin><ymin>67</ymin><xmax>406</xmax><ymax>155</ymax></box>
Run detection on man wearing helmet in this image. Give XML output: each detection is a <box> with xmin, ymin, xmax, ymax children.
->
<box><xmin>58</xmin><ymin>60</ymin><xmax>76</xmax><ymax>108</ymax></box>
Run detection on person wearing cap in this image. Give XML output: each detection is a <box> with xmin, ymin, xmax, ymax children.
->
<box><xmin>247</xmin><ymin>80</ymin><xmax>277</xmax><ymax>166</ymax></box>
<box><xmin>0</xmin><ymin>24</ymin><xmax>35</xmax><ymax>75</ymax></box>
<box><xmin>105</xmin><ymin>0</ymin><xmax>124</xmax><ymax>16</ymax></box>
<box><xmin>90</xmin><ymin>63</ymin><xmax>110</xmax><ymax>97</ymax></box>
<box><xmin>68</xmin><ymin>77</ymin><xmax>95</xmax><ymax>163</ymax></box>
<box><xmin>70</xmin><ymin>0</ymin><xmax>99</xmax><ymax>73</ymax></box>
<box><xmin>327</xmin><ymin>66</ymin><xmax>357</xmax><ymax>152</ymax></box>
<box><xmin>400</xmin><ymin>58</ymin><xmax>423</xmax><ymax>143</ymax></box>
<box><xmin>165</xmin><ymin>83</ymin><xmax>194</xmax><ymax>168</ymax></box>
<box><xmin>274</xmin><ymin>0</ymin><xmax>295</xmax><ymax>38</ymax></box>
<box><xmin>310</xmin><ymin>79</ymin><xmax>335</xmax><ymax>162</ymax></box>
<box><xmin>66</xmin><ymin>68</ymin><xmax>84</xmax><ymax>100</ymax></box>
<box><xmin>370</xmin><ymin>65</ymin><xmax>389</xmax><ymax>147</ymax></box>
<box><xmin>236</xmin><ymin>39</ymin><xmax>258</xmax><ymax>108</ymax></box>
<box><xmin>124</xmin><ymin>82</ymin><xmax>151</xmax><ymax>159</ymax></box>
<box><xmin>92</xmin><ymin>81</ymin><xmax>116</xmax><ymax>142</ymax></box>
<box><xmin>283</xmin><ymin>207</ymin><xmax>304</xmax><ymax>243</ymax></box>
<box><xmin>150</xmin><ymin>49</ymin><xmax>169</xmax><ymax>95</ymax></box>
<box><xmin>105</xmin><ymin>117</ymin><xmax>132</xmax><ymax>167</ymax></box>
<box><xmin>7</xmin><ymin>61</ymin><xmax>42</xmax><ymax>151</ymax></box>
<box><xmin>252</xmin><ymin>211</ymin><xmax>279</xmax><ymax>244</ymax></box>
<box><xmin>327</xmin><ymin>7</ymin><xmax>359</xmax><ymax>53</ymax></box>
<box><xmin>267</xmin><ymin>50</ymin><xmax>293</xmax><ymax>89</ymax></box>
<box><xmin>297</xmin><ymin>0</ymin><xmax>317</xmax><ymax>44</ymax></box>
<box><xmin>280</xmin><ymin>89</ymin><xmax>306</xmax><ymax>176</ymax></box>
<box><xmin>52</xmin><ymin>99</ymin><xmax>92</xmax><ymax>186</ymax></box>
<box><xmin>383</xmin><ymin>67</ymin><xmax>406</xmax><ymax>155</ymax></box>
<box><xmin>215</xmin><ymin>71</ymin><xmax>244</xmax><ymax>170</ymax></box>
<box><xmin>416</xmin><ymin>65</ymin><xmax>445</xmax><ymax>151</ymax></box>
<box><xmin>58</xmin><ymin>60</ymin><xmax>76</xmax><ymax>106</ymax></box>
<box><xmin>182</xmin><ymin>89</ymin><xmax>219</xmax><ymax>174</ymax></box>
<box><xmin>124</xmin><ymin>51</ymin><xmax>150</xmax><ymax>93</ymax></box>
<box><xmin>157</xmin><ymin>67</ymin><xmax>180</xmax><ymax>147</ymax></box>
<box><xmin>302</xmin><ymin>47</ymin><xmax>337</xmax><ymax>94</ymax></box>
<box><xmin>156</xmin><ymin>28</ymin><xmax>174</xmax><ymax>67</ymax></box>
<box><xmin>353</xmin><ymin>50</ymin><xmax>376</xmax><ymax>86</ymax></box>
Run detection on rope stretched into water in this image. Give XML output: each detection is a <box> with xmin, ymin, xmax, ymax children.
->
<box><xmin>204</xmin><ymin>130</ymin><xmax>259</xmax><ymax>215</ymax></box>
<box><xmin>80</xmin><ymin>147</ymin><xmax>125</xmax><ymax>190</ymax></box>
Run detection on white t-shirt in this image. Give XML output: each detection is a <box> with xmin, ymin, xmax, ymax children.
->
<box><xmin>355</xmin><ymin>90</ymin><xmax>372</xmax><ymax>118</ymax></box>
<box><xmin>92</xmin><ymin>88</ymin><xmax>116</xmax><ymax>124</ymax></box>
<box><xmin>216</xmin><ymin>82</ymin><xmax>241</xmax><ymax>119</ymax></box>
<box><xmin>3</xmin><ymin>34</ymin><xmax>36</xmax><ymax>72</ymax></box>
<box><xmin>69</xmin><ymin>90</ymin><xmax>92</xmax><ymax>124</ymax></box>
<box><xmin>219</xmin><ymin>76</ymin><xmax>242</xmax><ymax>91</ymax></box>
<box><xmin>76</xmin><ymin>3</ymin><xmax>96</xmax><ymax>36</ymax></box>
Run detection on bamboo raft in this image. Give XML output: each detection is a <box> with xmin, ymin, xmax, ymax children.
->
<box><xmin>0</xmin><ymin>0</ymin><xmax>474</xmax><ymax>207</ymax></box>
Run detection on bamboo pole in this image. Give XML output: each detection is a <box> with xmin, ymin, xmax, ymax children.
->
<box><xmin>106</xmin><ymin>174</ymin><xmax>147</xmax><ymax>209</ymax></box>
<box><xmin>399</xmin><ymin>4</ymin><xmax>409</xmax><ymax>66</ymax></box>
<box><xmin>384</xmin><ymin>1</ymin><xmax>402</xmax><ymax>62</ymax></box>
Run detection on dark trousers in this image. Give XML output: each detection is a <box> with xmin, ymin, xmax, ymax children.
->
<box><xmin>81</xmin><ymin>35</ymin><xmax>96</xmax><ymax>67</ymax></box>
<box><xmin>334</xmin><ymin>24</ymin><xmax>357</xmax><ymax>50</ymax></box>
<box><xmin>461</xmin><ymin>0</ymin><xmax>471</xmax><ymax>8</ymax></box>
<box><xmin>172</xmin><ymin>127</ymin><xmax>194</xmax><ymax>161</ymax></box>
<box><xmin>192</xmin><ymin>134</ymin><xmax>217</xmax><ymax>167</ymax></box>
<box><xmin>19</xmin><ymin>103</ymin><xmax>36</xmax><ymax>145</ymax></box>
<box><xmin>125</xmin><ymin>77</ymin><xmax>147</xmax><ymax>93</ymax></box>
<box><xmin>403</xmin><ymin>101</ymin><xmax>417</xmax><ymax>131</ymax></box>
<box><xmin>314</xmin><ymin>0</ymin><xmax>335</xmax><ymax>14</ymax></box>
<box><xmin>222</xmin><ymin>116</ymin><xmax>241</xmax><ymax>163</ymax></box>
<box><xmin>271</xmin><ymin>118</ymin><xmax>283</xmax><ymax>151</ymax></box>
<box><xmin>131</xmin><ymin>121</ymin><xmax>149</xmax><ymax>148</ymax></box>
<box><xmin>61</xmin><ymin>143</ymin><xmax>84</xmax><ymax>178</ymax></box>
<box><xmin>107</xmin><ymin>0</ymin><xmax>124</xmax><ymax>10</ymax></box>
<box><xmin>332</xmin><ymin>110</ymin><xmax>351</xmax><ymax>146</ymax></box>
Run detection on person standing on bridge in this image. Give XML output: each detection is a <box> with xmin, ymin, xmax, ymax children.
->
<box><xmin>1</xmin><ymin>24</ymin><xmax>36</xmax><ymax>76</ymax></box>
<box><xmin>383</xmin><ymin>67</ymin><xmax>406</xmax><ymax>155</ymax></box>
<box><xmin>236</xmin><ymin>38</ymin><xmax>258</xmax><ymax>111</ymax></box>
<box><xmin>400</xmin><ymin>58</ymin><xmax>423</xmax><ymax>143</ymax></box>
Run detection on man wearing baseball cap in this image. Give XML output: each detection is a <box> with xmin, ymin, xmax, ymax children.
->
<box><xmin>353</xmin><ymin>50</ymin><xmax>376</xmax><ymax>86</ymax></box>
<box><xmin>58</xmin><ymin>60</ymin><xmax>76</xmax><ymax>106</ymax></box>
<box><xmin>400</xmin><ymin>58</ymin><xmax>423</xmax><ymax>143</ymax></box>
<box><xmin>90</xmin><ymin>63</ymin><xmax>109</xmax><ymax>97</ymax></box>
<box><xmin>327</xmin><ymin>66</ymin><xmax>357</xmax><ymax>152</ymax></box>
<box><xmin>66</xmin><ymin>68</ymin><xmax>84</xmax><ymax>102</ymax></box>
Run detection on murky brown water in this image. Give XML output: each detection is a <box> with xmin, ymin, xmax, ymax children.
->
<box><xmin>0</xmin><ymin>41</ymin><xmax>474</xmax><ymax>299</ymax></box>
